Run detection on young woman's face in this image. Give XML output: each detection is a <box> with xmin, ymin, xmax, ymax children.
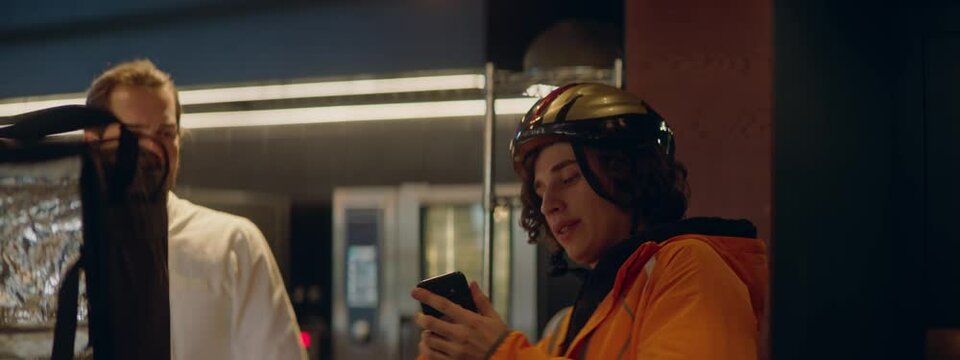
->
<box><xmin>533</xmin><ymin>142</ymin><xmax>632</xmax><ymax>268</ymax></box>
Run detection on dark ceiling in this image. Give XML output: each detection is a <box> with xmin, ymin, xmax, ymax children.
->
<box><xmin>486</xmin><ymin>0</ymin><xmax>624</xmax><ymax>70</ymax></box>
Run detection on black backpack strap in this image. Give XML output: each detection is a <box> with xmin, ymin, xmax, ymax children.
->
<box><xmin>5</xmin><ymin>105</ymin><xmax>170</xmax><ymax>357</ymax></box>
<box><xmin>0</xmin><ymin>105</ymin><xmax>117</xmax><ymax>141</ymax></box>
<box><xmin>51</xmin><ymin>260</ymin><xmax>83</xmax><ymax>359</ymax></box>
<box><xmin>0</xmin><ymin>105</ymin><xmax>147</xmax><ymax>198</ymax></box>
<box><xmin>110</xmin><ymin>127</ymin><xmax>141</xmax><ymax>200</ymax></box>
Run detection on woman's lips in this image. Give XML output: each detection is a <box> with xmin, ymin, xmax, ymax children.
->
<box><xmin>553</xmin><ymin>219</ymin><xmax>581</xmax><ymax>242</ymax></box>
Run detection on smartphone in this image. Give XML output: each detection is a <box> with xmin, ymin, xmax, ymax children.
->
<box><xmin>416</xmin><ymin>271</ymin><xmax>478</xmax><ymax>318</ymax></box>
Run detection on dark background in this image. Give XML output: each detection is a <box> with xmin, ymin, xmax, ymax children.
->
<box><xmin>773</xmin><ymin>1</ymin><xmax>960</xmax><ymax>358</ymax></box>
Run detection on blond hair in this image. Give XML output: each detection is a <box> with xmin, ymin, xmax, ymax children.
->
<box><xmin>86</xmin><ymin>59</ymin><xmax>181</xmax><ymax>125</ymax></box>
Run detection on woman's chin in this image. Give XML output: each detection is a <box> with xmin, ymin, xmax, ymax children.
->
<box><xmin>565</xmin><ymin>251</ymin><xmax>597</xmax><ymax>268</ymax></box>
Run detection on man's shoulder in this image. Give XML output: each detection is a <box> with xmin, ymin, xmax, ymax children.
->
<box><xmin>168</xmin><ymin>194</ymin><xmax>255</xmax><ymax>230</ymax></box>
<box><xmin>168</xmin><ymin>194</ymin><xmax>263</xmax><ymax>243</ymax></box>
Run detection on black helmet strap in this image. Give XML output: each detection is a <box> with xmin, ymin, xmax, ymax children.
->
<box><xmin>570</xmin><ymin>141</ymin><xmax>643</xmax><ymax>237</ymax></box>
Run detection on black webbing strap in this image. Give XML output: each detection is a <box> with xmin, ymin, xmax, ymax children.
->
<box><xmin>0</xmin><ymin>105</ymin><xmax>115</xmax><ymax>141</ymax></box>
<box><xmin>2</xmin><ymin>104</ymin><xmax>174</xmax><ymax>359</ymax></box>
<box><xmin>50</xmin><ymin>261</ymin><xmax>83</xmax><ymax>359</ymax></box>
<box><xmin>110</xmin><ymin>127</ymin><xmax>140</xmax><ymax>200</ymax></box>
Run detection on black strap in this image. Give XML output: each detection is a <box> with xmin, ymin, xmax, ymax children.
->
<box><xmin>5</xmin><ymin>104</ymin><xmax>171</xmax><ymax>357</ymax></box>
<box><xmin>110</xmin><ymin>127</ymin><xmax>140</xmax><ymax>200</ymax></box>
<box><xmin>0</xmin><ymin>105</ymin><xmax>117</xmax><ymax>141</ymax></box>
<box><xmin>1</xmin><ymin>104</ymin><xmax>167</xmax><ymax>198</ymax></box>
<box><xmin>51</xmin><ymin>260</ymin><xmax>83</xmax><ymax>359</ymax></box>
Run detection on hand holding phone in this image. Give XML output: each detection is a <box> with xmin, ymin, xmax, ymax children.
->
<box><xmin>412</xmin><ymin>274</ymin><xmax>512</xmax><ymax>359</ymax></box>
<box><xmin>416</xmin><ymin>271</ymin><xmax>478</xmax><ymax>318</ymax></box>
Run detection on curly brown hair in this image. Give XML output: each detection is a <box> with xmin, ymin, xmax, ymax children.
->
<box><xmin>519</xmin><ymin>142</ymin><xmax>689</xmax><ymax>249</ymax></box>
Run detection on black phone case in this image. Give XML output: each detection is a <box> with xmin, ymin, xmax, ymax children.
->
<box><xmin>417</xmin><ymin>271</ymin><xmax>478</xmax><ymax>318</ymax></box>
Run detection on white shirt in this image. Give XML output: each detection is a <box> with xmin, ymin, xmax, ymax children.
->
<box><xmin>167</xmin><ymin>192</ymin><xmax>306</xmax><ymax>360</ymax></box>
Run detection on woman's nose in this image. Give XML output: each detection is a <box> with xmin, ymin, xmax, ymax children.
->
<box><xmin>540</xmin><ymin>188</ymin><xmax>564</xmax><ymax>215</ymax></box>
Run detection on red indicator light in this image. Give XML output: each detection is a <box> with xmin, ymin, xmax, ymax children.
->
<box><xmin>300</xmin><ymin>331</ymin><xmax>312</xmax><ymax>348</ymax></box>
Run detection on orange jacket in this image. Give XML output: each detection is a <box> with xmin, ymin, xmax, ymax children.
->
<box><xmin>492</xmin><ymin>224</ymin><xmax>767</xmax><ymax>359</ymax></box>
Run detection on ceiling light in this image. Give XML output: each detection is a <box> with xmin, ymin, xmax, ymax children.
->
<box><xmin>181</xmin><ymin>98</ymin><xmax>537</xmax><ymax>129</ymax></box>
<box><xmin>0</xmin><ymin>74</ymin><xmax>487</xmax><ymax>117</ymax></box>
<box><xmin>523</xmin><ymin>84</ymin><xmax>559</xmax><ymax>98</ymax></box>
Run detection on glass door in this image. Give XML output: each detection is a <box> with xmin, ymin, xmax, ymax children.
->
<box><xmin>420</xmin><ymin>201</ymin><xmax>515</xmax><ymax>317</ymax></box>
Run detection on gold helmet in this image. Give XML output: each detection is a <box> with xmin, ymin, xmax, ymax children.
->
<box><xmin>509</xmin><ymin>83</ymin><xmax>674</xmax><ymax>176</ymax></box>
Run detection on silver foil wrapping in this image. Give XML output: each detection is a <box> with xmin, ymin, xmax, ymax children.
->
<box><xmin>0</xmin><ymin>156</ymin><xmax>87</xmax><ymax>329</ymax></box>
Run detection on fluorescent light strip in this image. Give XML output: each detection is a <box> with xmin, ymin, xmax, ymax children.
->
<box><xmin>1</xmin><ymin>98</ymin><xmax>536</xmax><ymax>135</ymax></box>
<box><xmin>181</xmin><ymin>98</ymin><xmax>538</xmax><ymax>129</ymax></box>
<box><xmin>0</xmin><ymin>74</ymin><xmax>486</xmax><ymax>117</ymax></box>
<box><xmin>524</xmin><ymin>84</ymin><xmax>559</xmax><ymax>98</ymax></box>
<box><xmin>179</xmin><ymin>74</ymin><xmax>486</xmax><ymax>104</ymax></box>
<box><xmin>0</xmin><ymin>98</ymin><xmax>85</xmax><ymax>116</ymax></box>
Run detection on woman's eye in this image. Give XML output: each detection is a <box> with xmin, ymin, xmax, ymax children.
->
<box><xmin>561</xmin><ymin>174</ymin><xmax>580</xmax><ymax>185</ymax></box>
